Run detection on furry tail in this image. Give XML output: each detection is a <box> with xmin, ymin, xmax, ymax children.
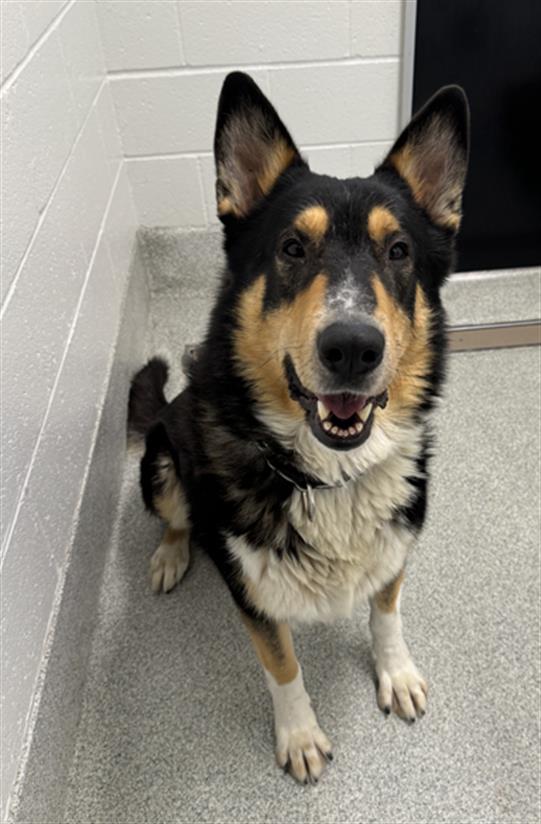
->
<box><xmin>128</xmin><ymin>357</ymin><xmax>169</xmax><ymax>436</ymax></box>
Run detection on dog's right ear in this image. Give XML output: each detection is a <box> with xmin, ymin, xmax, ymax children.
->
<box><xmin>214</xmin><ymin>72</ymin><xmax>305</xmax><ymax>219</ymax></box>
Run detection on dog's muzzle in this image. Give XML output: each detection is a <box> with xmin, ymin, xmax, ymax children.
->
<box><xmin>284</xmin><ymin>355</ymin><xmax>387</xmax><ymax>451</ymax></box>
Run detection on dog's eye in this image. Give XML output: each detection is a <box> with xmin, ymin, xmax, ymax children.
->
<box><xmin>282</xmin><ymin>239</ymin><xmax>305</xmax><ymax>259</ymax></box>
<box><xmin>389</xmin><ymin>241</ymin><xmax>409</xmax><ymax>261</ymax></box>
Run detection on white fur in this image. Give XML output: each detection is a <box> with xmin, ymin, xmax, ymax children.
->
<box><xmin>327</xmin><ymin>288</ymin><xmax>358</xmax><ymax>312</ymax></box>
<box><xmin>150</xmin><ymin>537</ymin><xmax>190</xmax><ymax>593</ymax></box>
<box><xmin>369</xmin><ymin>592</ymin><xmax>427</xmax><ymax>718</ymax></box>
<box><xmin>327</xmin><ymin>271</ymin><xmax>366</xmax><ymax>313</ymax></box>
<box><xmin>265</xmin><ymin>667</ymin><xmax>331</xmax><ymax>781</ymax></box>
<box><xmin>258</xmin><ymin>396</ymin><xmax>424</xmax><ymax>485</ymax></box>
<box><xmin>228</xmin><ymin>411</ymin><xmax>424</xmax><ymax>623</ymax></box>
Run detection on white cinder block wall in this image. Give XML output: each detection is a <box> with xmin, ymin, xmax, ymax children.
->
<box><xmin>1</xmin><ymin>0</ymin><xmax>405</xmax><ymax>817</ymax></box>
<box><xmin>1</xmin><ymin>1</ymin><xmax>138</xmax><ymax>817</ymax></box>
<box><xmin>99</xmin><ymin>0</ymin><xmax>405</xmax><ymax>229</ymax></box>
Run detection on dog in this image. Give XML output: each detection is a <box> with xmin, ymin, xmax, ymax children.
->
<box><xmin>128</xmin><ymin>72</ymin><xmax>469</xmax><ymax>784</ymax></box>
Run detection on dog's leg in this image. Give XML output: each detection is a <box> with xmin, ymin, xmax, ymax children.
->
<box><xmin>241</xmin><ymin>614</ymin><xmax>333</xmax><ymax>783</ymax></box>
<box><xmin>150</xmin><ymin>456</ymin><xmax>191</xmax><ymax>593</ymax></box>
<box><xmin>369</xmin><ymin>571</ymin><xmax>427</xmax><ymax>722</ymax></box>
<box><xmin>150</xmin><ymin>526</ymin><xmax>190</xmax><ymax>593</ymax></box>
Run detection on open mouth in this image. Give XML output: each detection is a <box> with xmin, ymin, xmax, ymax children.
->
<box><xmin>284</xmin><ymin>355</ymin><xmax>388</xmax><ymax>451</ymax></box>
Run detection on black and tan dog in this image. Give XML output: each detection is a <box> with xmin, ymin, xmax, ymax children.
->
<box><xmin>129</xmin><ymin>72</ymin><xmax>469</xmax><ymax>784</ymax></box>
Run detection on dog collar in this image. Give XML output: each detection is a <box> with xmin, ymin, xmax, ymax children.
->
<box><xmin>256</xmin><ymin>440</ymin><xmax>344</xmax><ymax>521</ymax></box>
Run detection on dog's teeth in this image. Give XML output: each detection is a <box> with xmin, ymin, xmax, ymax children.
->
<box><xmin>330</xmin><ymin>426</ymin><xmax>339</xmax><ymax>435</ymax></box>
<box><xmin>348</xmin><ymin>426</ymin><xmax>357</xmax><ymax>436</ymax></box>
<box><xmin>317</xmin><ymin>400</ymin><xmax>329</xmax><ymax>420</ymax></box>
<box><xmin>323</xmin><ymin>420</ymin><xmax>332</xmax><ymax>432</ymax></box>
<box><xmin>339</xmin><ymin>430</ymin><xmax>348</xmax><ymax>438</ymax></box>
<box><xmin>355</xmin><ymin>421</ymin><xmax>364</xmax><ymax>433</ymax></box>
<box><xmin>360</xmin><ymin>403</ymin><xmax>373</xmax><ymax>423</ymax></box>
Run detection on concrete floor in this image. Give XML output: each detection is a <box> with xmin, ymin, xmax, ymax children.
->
<box><xmin>62</xmin><ymin>242</ymin><xmax>540</xmax><ymax>824</ymax></box>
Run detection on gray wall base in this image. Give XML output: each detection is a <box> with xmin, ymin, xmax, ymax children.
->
<box><xmin>8</xmin><ymin>242</ymin><xmax>150</xmax><ymax>824</ymax></box>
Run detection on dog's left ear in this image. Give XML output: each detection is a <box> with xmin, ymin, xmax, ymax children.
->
<box><xmin>214</xmin><ymin>72</ymin><xmax>304</xmax><ymax>219</ymax></box>
<box><xmin>378</xmin><ymin>86</ymin><xmax>470</xmax><ymax>231</ymax></box>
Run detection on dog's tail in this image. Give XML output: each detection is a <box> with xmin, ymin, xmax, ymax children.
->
<box><xmin>128</xmin><ymin>356</ymin><xmax>169</xmax><ymax>436</ymax></box>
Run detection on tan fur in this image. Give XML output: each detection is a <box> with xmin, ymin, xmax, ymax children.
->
<box><xmin>389</xmin><ymin>116</ymin><xmax>464</xmax><ymax>229</ymax></box>
<box><xmin>154</xmin><ymin>456</ymin><xmax>189</xmax><ymax>531</ymax></box>
<box><xmin>367</xmin><ymin>206</ymin><xmax>400</xmax><ymax>244</ymax></box>
<box><xmin>154</xmin><ymin>483</ymin><xmax>185</xmax><ymax>527</ymax></box>
<box><xmin>217</xmin><ymin>110</ymin><xmax>297</xmax><ymax>217</ymax></box>
<box><xmin>390</xmin><ymin>284</ymin><xmax>433</xmax><ymax>416</ymax></box>
<box><xmin>294</xmin><ymin>205</ymin><xmax>329</xmax><ymax>241</ymax></box>
<box><xmin>217</xmin><ymin>194</ymin><xmax>235</xmax><ymax>216</ymax></box>
<box><xmin>234</xmin><ymin>273</ymin><xmax>328</xmax><ymax>418</ymax></box>
<box><xmin>374</xmin><ymin>569</ymin><xmax>404</xmax><ymax>613</ymax></box>
<box><xmin>372</xmin><ymin>275</ymin><xmax>412</xmax><ymax>369</ymax></box>
<box><xmin>372</xmin><ymin>276</ymin><xmax>433</xmax><ymax>420</ymax></box>
<box><xmin>163</xmin><ymin>527</ymin><xmax>185</xmax><ymax>545</ymax></box>
<box><xmin>241</xmin><ymin>615</ymin><xmax>299</xmax><ymax>685</ymax></box>
<box><xmin>258</xmin><ymin>141</ymin><xmax>297</xmax><ymax>199</ymax></box>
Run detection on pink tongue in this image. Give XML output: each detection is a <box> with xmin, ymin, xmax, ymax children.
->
<box><xmin>319</xmin><ymin>393</ymin><xmax>367</xmax><ymax>420</ymax></box>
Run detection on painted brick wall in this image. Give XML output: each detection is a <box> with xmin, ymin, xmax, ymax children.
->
<box><xmin>1</xmin><ymin>2</ymin><xmax>138</xmax><ymax>816</ymax></box>
<box><xmin>99</xmin><ymin>0</ymin><xmax>406</xmax><ymax>228</ymax></box>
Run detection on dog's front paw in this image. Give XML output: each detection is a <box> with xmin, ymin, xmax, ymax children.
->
<box><xmin>267</xmin><ymin>668</ymin><xmax>332</xmax><ymax>784</ymax></box>
<box><xmin>149</xmin><ymin>538</ymin><xmax>189</xmax><ymax>593</ymax></box>
<box><xmin>375</xmin><ymin>653</ymin><xmax>427</xmax><ymax>722</ymax></box>
<box><xmin>276</xmin><ymin>717</ymin><xmax>333</xmax><ymax>784</ymax></box>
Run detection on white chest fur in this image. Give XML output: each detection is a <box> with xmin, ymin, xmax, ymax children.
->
<box><xmin>227</xmin><ymin>420</ymin><xmax>423</xmax><ymax>624</ymax></box>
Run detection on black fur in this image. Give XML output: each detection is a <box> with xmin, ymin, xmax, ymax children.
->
<box><xmin>128</xmin><ymin>356</ymin><xmax>168</xmax><ymax>435</ymax></box>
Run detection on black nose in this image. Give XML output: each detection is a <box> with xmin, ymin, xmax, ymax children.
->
<box><xmin>317</xmin><ymin>321</ymin><xmax>385</xmax><ymax>379</ymax></box>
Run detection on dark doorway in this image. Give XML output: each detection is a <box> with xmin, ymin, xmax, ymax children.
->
<box><xmin>412</xmin><ymin>0</ymin><xmax>541</xmax><ymax>272</ymax></box>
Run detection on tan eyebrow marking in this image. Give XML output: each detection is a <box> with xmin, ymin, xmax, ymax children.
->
<box><xmin>293</xmin><ymin>205</ymin><xmax>329</xmax><ymax>241</ymax></box>
<box><xmin>367</xmin><ymin>205</ymin><xmax>400</xmax><ymax>244</ymax></box>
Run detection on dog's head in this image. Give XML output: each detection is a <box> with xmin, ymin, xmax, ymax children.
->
<box><xmin>214</xmin><ymin>72</ymin><xmax>469</xmax><ymax>457</ymax></box>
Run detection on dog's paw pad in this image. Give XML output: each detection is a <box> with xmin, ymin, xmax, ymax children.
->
<box><xmin>150</xmin><ymin>541</ymin><xmax>189</xmax><ymax>593</ymax></box>
<box><xmin>376</xmin><ymin>661</ymin><xmax>427</xmax><ymax>722</ymax></box>
<box><xmin>276</xmin><ymin>724</ymin><xmax>332</xmax><ymax>784</ymax></box>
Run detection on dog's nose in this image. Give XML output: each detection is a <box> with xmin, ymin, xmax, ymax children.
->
<box><xmin>317</xmin><ymin>321</ymin><xmax>385</xmax><ymax>379</ymax></box>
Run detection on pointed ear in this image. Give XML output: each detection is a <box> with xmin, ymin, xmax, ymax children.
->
<box><xmin>378</xmin><ymin>86</ymin><xmax>470</xmax><ymax>231</ymax></box>
<box><xmin>214</xmin><ymin>72</ymin><xmax>305</xmax><ymax>219</ymax></box>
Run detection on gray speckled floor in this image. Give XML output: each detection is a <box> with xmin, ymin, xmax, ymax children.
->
<box><xmin>443</xmin><ymin>266</ymin><xmax>540</xmax><ymax>326</ymax></box>
<box><xmin>62</xmin><ymin>238</ymin><xmax>540</xmax><ymax>824</ymax></box>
